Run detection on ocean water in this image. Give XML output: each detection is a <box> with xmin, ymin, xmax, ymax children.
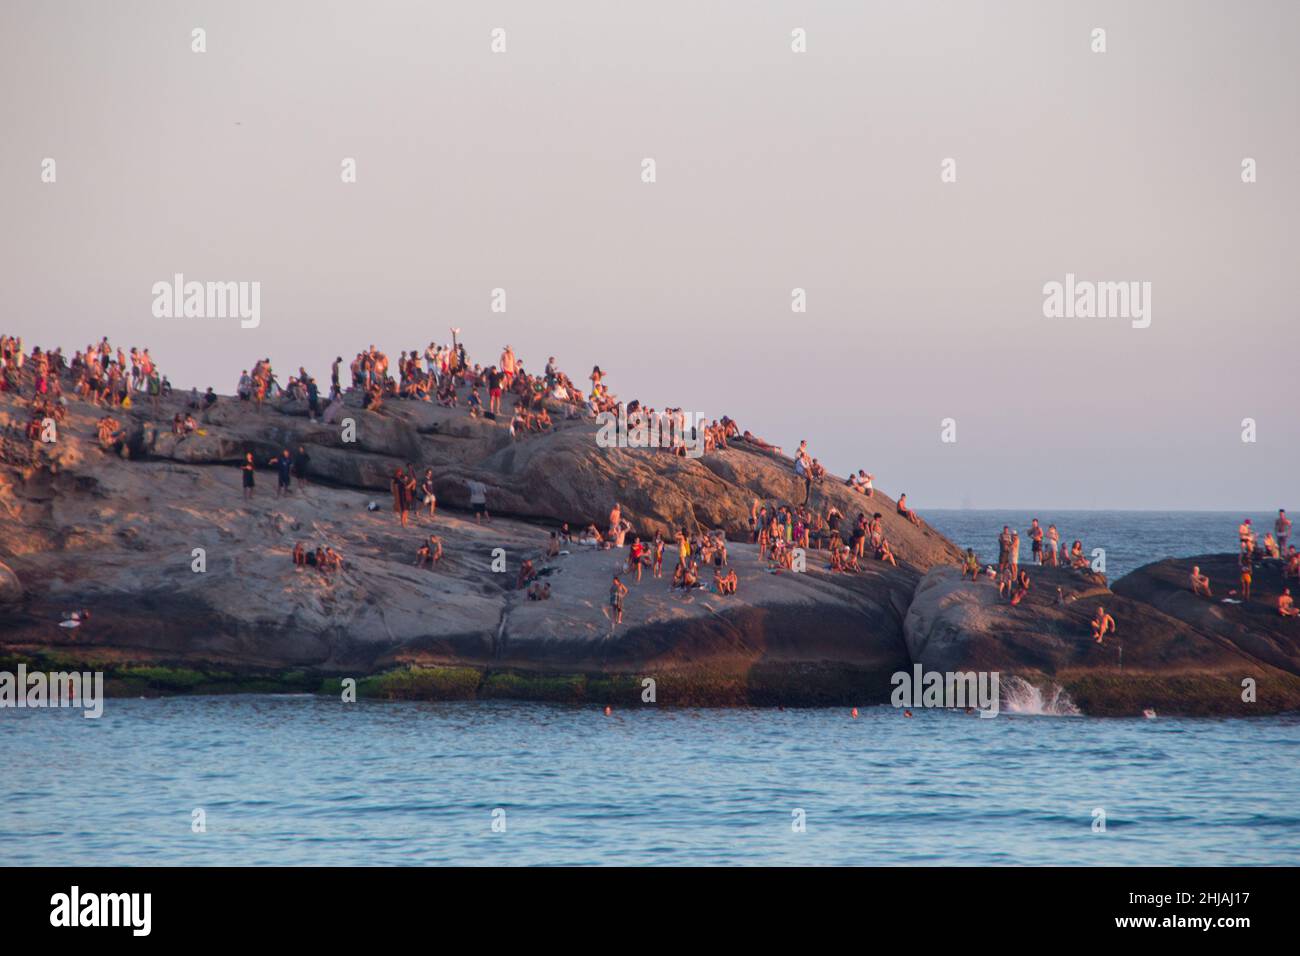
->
<box><xmin>3</xmin><ymin>511</ymin><xmax>1297</xmax><ymax>867</ymax></box>
<box><xmin>3</xmin><ymin>698</ymin><xmax>1298</xmax><ymax>866</ymax></box>
<box><xmin>925</xmin><ymin>509</ymin><xmax>1285</xmax><ymax>581</ymax></box>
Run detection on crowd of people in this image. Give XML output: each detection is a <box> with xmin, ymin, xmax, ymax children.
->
<box><xmin>1189</xmin><ymin>512</ymin><xmax>1298</xmax><ymax>616</ymax></box>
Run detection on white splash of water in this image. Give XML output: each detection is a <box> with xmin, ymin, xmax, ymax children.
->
<box><xmin>1000</xmin><ymin>675</ymin><xmax>1081</xmax><ymax>716</ymax></box>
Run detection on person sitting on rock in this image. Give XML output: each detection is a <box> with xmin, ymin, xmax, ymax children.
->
<box><xmin>516</xmin><ymin>558</ymin><xmax>536</xmax><ymax>590</ymax></box>
<box><xmin>1279</xmin><ymin>589</ymin><xmax>1299</xmax><ymax>618</ymax></box>
<box><xmin>1068</xmin><ymin>540</ymin><xmax>1088</xmax><ymax>569</ymax></box>
<box><xmin>1285</xmin><ymin>547</ymin><xmax>1300</xmax><ymax>582</ymax></box>
<box><xmin>830</xmin><ymin>545</ymin><xmax>846</xmax><ymax>572</ymax></box>
<box><xmin>1091</xmin><ymin>606</ymin><xmax>1116</xmax><ymax>644</ymax></box>
<box><xmin>416</xmin><ymin>536</ymin><xmax>442</xmax><ymax>569</ymax></box>
<box><xmin>527</xmin><ymin>581</ymin><xmax>551</xmax><ymax>601</ymax></box>
<box><xmin>714</xmin><ymin>566</ymin><xmax>738</xmax><ymax>595</ymax></box>
<box><xmin>962</xmin><ymin>548</ymin><xmax>980</xmax><ymax>581</ymax></box>
<box><xmin>1010</xmin><ymin>569</ymin><xmax>1031</xmax><ymax>606</ymax></box>
<box><xmin>996</xmin><ymin>564</ymin><xmax>1014</xmax><ymax>600</ymax></box>
<box><xmin>842</xmin><ymin>545</ymin><xmax>861</xmax><ymax>573</ymax></box>
<box><xmin>546</xmin><ymin>532</ymin><xmax>561</xmax><ymax>559</ymax></box>
<box><xmin>876</xmin><ymin>538</ymin><xmax>898</xmax><ymax>568</ymax></box>
<box><xmin>896</xmin><ymin>493</ymin><xmax>921</xmax><ymax>527</ymax></box>
<box><xmin>1190</xmin><ymin>566</ymin><xmax>1212</xmax><ymax>598</ymax></box>
<box><xmin>682</xmin><ymin>560</ymin><xmax>700</xmax><ymax>589</ymax></box>
<box><xmin>1263</xmin><ymin>532</ymin><xmax>1280</xmax><ymax>559</ymax></box>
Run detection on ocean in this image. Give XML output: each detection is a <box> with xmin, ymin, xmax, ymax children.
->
<box><xmin>925</xmin><ymin>509</ymin><xmax>1285</xmax><ymax>581</ymax></box>
<box><xmin>3</xmin><ymin>511</ymin><xmax>1297</xmax><ymax>866</ymax></box>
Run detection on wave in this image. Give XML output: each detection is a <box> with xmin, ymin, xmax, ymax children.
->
<box><xmin>1000</xmin><ymin>676</ymin><xmax>1081</xmax><ymax>716</ymax></box>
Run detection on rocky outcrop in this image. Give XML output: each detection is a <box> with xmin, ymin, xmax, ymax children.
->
<box><xmin>1</xmin><ymin>386</ymin><xmax>937</xmax><ymax>705</ymax></box>
<box><xmin>0</xmin><ymin>560</ymin><xmax>21</xmax><ymax>605</ymax></box>
<box><xmin>1112</xmin><ymin>553</ymin><xmax>1300</xmax><ymax>679</ymax></box>
<box><xmin>903</xmin><ymin>564</ymin><xmax>1300</xmax><ymax>716</ymax></box>
<box><xmin>5</xmin><ymin>384</ymin><xmax>1299</xmax><ymax>715</ymax></box>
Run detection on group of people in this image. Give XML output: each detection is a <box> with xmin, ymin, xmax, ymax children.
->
<box><xmin>955</xmin><ymin>520</ymin><xmax>1114</xmax><ymax>644</ymax></box>
<box><xmin>1192</xmin><ymin>511</ymin><xmax>1298</xmax><ymax>615</ymax></box>
<box><xmin>292</xmin><ymin>541</ymin><xmax>343</xmax><ymax>573</ymax></box>
<box><xmin>752</xmin><ymin>500</ymin><xmax>901</xmax><ymax>574</ymax></box>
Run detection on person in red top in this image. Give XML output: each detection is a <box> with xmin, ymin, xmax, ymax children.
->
<box><xmin>626</xmin><ymin>536</ymin><xmax>647</xmax><ymax>582</ymax></box>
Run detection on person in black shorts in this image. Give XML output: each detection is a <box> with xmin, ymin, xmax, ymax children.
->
<box><xmin>241</xmin><ymin>452</ymin><xmax>256</xmax><ymax>500</ymax></box>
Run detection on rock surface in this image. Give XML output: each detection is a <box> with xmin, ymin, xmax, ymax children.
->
<box><xmin>4</xmin><ymin>384</ymin><xmax>1299</xmax><ymax>715</ymax></box>
<box><xmin>904</xmin><ymin>563</ymin><xmax>1300</xmax><ymax>715</ymax></box>
<box><xmin>1</xmin><ymin>386</ymin><xmax>940</xmax><ymax>705</ymax></box>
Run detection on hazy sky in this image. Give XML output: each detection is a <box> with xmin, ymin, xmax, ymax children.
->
<box><xmin>3</xmin><ymin>1</ymin><xmax>1296</xmax><ymax>509</ymax></box>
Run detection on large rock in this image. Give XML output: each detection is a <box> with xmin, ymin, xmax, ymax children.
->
<box><xmin>1112</xmin><ymin>553</ymin><xmax>1300</xmax><ymax>678</ymax></box>
<box><xmin>1</xmin><ymin>385</ymin><xmax>930</xmax><ymax>704</ymax></box>
<box><xmin>0</xmin><ymin>560</ymin><xmax>21</xmax><ymax>604</ymax></box>
<box><xmin>904</xmin><ymin>564</ymin><xmax>1300</xmax><ymax>716</ymax></box>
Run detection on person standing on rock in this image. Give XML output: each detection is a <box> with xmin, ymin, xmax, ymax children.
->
<box><xmin>271</xmin><ymin>449</ymin><xmax>293</xmax><ymax>498</ymax></box>
<box><xmin>292</xmin><ymin>445</ymin><xmax>311</xmax><ymax>492</ymax></box>
<box><xmin>1009</xmin><ymin>530</ymin><xmax>1020</xmax><ymax>572</ymax></box>
<box><xmin>1046</xmin><ymin>524</ymin><xmax>1060</xmax><ymax>567</ymax></box>
<box><xmin>421</xmin><ymin>469</ymin><xmax>437</xmax><ymax>519</ymax></box>
<box><xmin>1239</xmin><ymin>549</ymin><xmax>1254</xmax><ymax>602</ymax></box>
<box><xmin>467</xmin><ymin>479</ymin><xmax>490</xmax><ymax>523</ymax></box>
<box><xmin>1276</xmin><ymin>510</ymin><xmax>1292</xmax><ymax>553</ymax></box>
<box><xmin>608</xmin><ymin>502</ymin><xmax>621</xmax><ymax>540</ymax></box>
<box><xmin>241</xmin><ymin>452</ymin><xmax>256</xmax><ymax>500</ymax></box>
<box><xmin>392</xmin><ymin>467</ymin><xmax>413</xmax><ymax>527</ymax></box>
<box><xmin>1029</xmin><ymin>519</ymin><xmax>1044</xmax><ymax>564</ymax></box>
<box><xmin>608</xmin><ymin>575</ymin><xmax>628</xmax><ymax>627</ymax></box>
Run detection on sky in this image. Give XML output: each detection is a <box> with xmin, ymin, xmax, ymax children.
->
<box><xmin>2</xmin><ymin>0</ymin><xmax>1296</xmax><ymax>510</ymax></box>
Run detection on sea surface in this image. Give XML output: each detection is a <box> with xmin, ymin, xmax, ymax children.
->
<box><xmin>3</xmin><ymin>510</ymin><xmax>1297</xmax><ymax>866</ymax></box>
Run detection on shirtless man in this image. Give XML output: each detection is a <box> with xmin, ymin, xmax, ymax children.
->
<box><xmin>1189</xmin><ymin>566</ymin><xmax>1212</xmax><ymax>598</ymax></box>
<box><xmin>1280</xmin><ymin>589</ymin><xmax>1299</xmax><ymax>618</ymax></box>
<box><xmin>896</xmin><ymin>494</ymin><xmax>921</xmax><ymax>527</ymax></box>
<box><xmin>1276</xmin><ymin>509</ymin><xmax>1292</xmax><ymax>553</ymax></box>
<box><xmin>1091</xmin><ymin>606</ymin><xmax>1116</xmax><ymax>644</ymax></box>
<box><xmin>1028</xmin><ymin>519</ymin><xmax>1044</xmax><ymax>565</ymax></box>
